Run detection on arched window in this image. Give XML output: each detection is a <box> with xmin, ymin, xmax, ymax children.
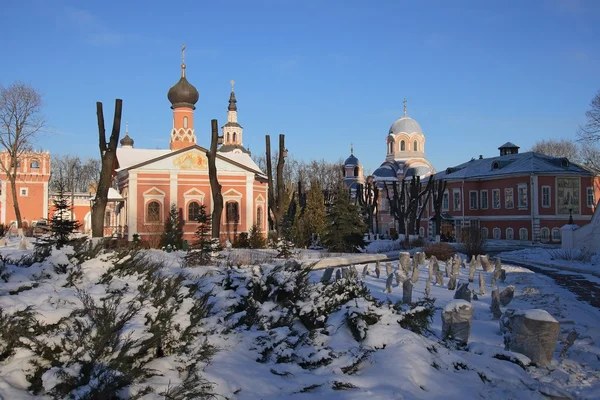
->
<box><xmin>540</xmin><ymin>227</ymin><xmax>550</xmax><ymax>243</ymax></box>
<box><xmin>552</xmin><ymin>228</ymin><xmax>560</xmax><ymax>241</ymax></box>
<box><xmin>183</xmin><ymin>116</ymin><xmax>188</xmax><ymax>129</ymax></box>
<box><xmin>506</xmin><ymin>227</ymin><xmax>514</xmax><ymax>240</ymax></box>
<box><xmin>400</xmin><ymin>140</ymin><xmax>406</xmax><ymax>151</ymax></box>
<box><xmin>419</xmin><ymin>227</ymin><xmax>425</xmax><ymax>237</ymax></box>
<box><xmin>147</xmin><ymin>201</ymin><xmax>161</xmax><ymax>222</ymax></box>
<box><xmin>226</xmin><ymin>201</ymin><xmax>239</xmax><ymax>224</ymax></box>
<box><xmin>481</xmin><ymin>227</ymin><xmax>488</xmax><ymax>239</ymax></box>
<box><xmin>413</xmin><ymin>141</ymin><xmax>418</xmax><ymax>152</ymax></box>
<box><xmin>233</xmin><ymin>132</ymin><xmax>237</xmax><ymax>143</ymax></box>
<box><xmin>519</xmin><ymin>228</ymin><xmax>528</xmax><ymax>241</ymax></box>
<box><xmin>105</xmin><ymin>211</ymin><xmax>111</xmax><ymax>227</ymax></box>
<box><xmin>30</xmin><ymin>160</ymin><xmax>40</xmax><ymax>169</ymax></box>
<box><xmin>257</xmin><ymin>206</ymin><xmax>263</xmax><ymax>226</ymax></box>
<box><xmin>493</xmin><ymin>227</ymin><xmax>501</xmax><ymax>239</ymax></box>
<box><xmin>188</xmin><ymin>201</ymin><xmax>201</xmax><ymax>222</ymax></box>
<box><xmin>227</xmin><ymin>133</ymin><xmax>230</xmax><ymax>143</ymax></box>
<box><xmin>388</xmin><ymin>141</ymin><xmax>393</xmax><ymax>154</ymax></box>
<box><xmin>354</xmin><ymin>166</ymin><xmax>359</xmax><ymax>177</ymax></box>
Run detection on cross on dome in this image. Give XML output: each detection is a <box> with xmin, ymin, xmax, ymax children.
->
<box><xmin>230</xmin><ymin>79</ymin><xmax>235</xmax><ymax>92</ymax></box>
<box><xmin>403</xmin><ymin>98</ymin><xmax>407</xmax><ymax>116</ymax></box>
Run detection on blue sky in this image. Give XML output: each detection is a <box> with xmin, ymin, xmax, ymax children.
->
<box><xmin>1</xmin><ymin>0</ymin><xmax>599</xmax><ymax>173</ymax></box>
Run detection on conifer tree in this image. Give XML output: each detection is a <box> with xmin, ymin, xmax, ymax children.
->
<box><xmin>293</xmin><ymin>180</ymin><xmax>326</xmax><ymax>247</ymax></box>
<box><xmin>49</xmin><ymin>179</ymin><xmax>81</xmax><ymax>249</ymax></box>
<box><xmin>323</xmin><ymin>180</ymin><xmax>367</xmax><ymax>252</ymax></box>
<box><xmin>186</xmin><ymin>204</ymin><xmax>212</xmax><ymax>265</ymax></box>
<box><xmin>248</xmin><ymin>223</ymin><xmax>266</xmax><ymax>249</ymax></box>
<box><xmin>160</xmin><ymin>204</ymin><xmax>184</xmax><ymax>250</ymax></box>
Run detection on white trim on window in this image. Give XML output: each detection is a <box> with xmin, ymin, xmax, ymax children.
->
<box><xmin>540</xmin><ymin>227</ymin><xmax>550</xmax><ymax>243</ymax></box>
<box><xmin>587</xmin><ymin>187</ymin><xmax>595</xmax><ymax>208</ymax></box>
<box><xmin>505</xmin><ymin>188</ymin><xmax>514</xmax><ymax>209</ymax></box>
<box><xmin>20</xmin><ymin>187</ymin><xmax>28</xmax><ymax>197</ymax></box>
<box><xmin>469</xmin><ymin>190</ymin><xmax>478</xmax><ymax>210</ymax></box>
<box><xmin>442</xmin><ymin>190</ymin><xmax>449</xmax><ymax>211</ymax></box>
<box><xmin>492</xmin><ymin>189</ymin><xmax>501</xmax><ymax>209</ymax></box>
<box><xmin>551</xmin><ymin>228</ymin><xmax>560</xmax><ymax>241</ymax></box>
<box><xmin>480</xmin><ymin>190</ymin><xmax>488</xmax><ymax>210</ymax></box>
<box><xmin>506</xmin><ymin>227</ymin><xmax>514</xmax><ymax>240</ymax></box>
<box><xmin>517</xmin><ymin>183</ymin><xmax>528</xmax><ymax>209</ymax></box>
<box><xmin>453</xmin><ymin>189</ymin><xmax>461</xmax><ymax>211</ymax></box>
<box><xmin>493</xmin><ymin>227</ymin><xmax>501</xmax><ymax>239</ymax></box>
<box><xmin>541</xmin><ymin>186</ymin><xmax>551</xmax><ymax>208</ymax></box>
<box><xmin>519</xmin><ymin>228</ymin><xmax>528</xmax><ymax>241</ymax></box>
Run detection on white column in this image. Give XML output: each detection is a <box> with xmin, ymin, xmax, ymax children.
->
<box><xmin>0</xmin><ymin>181</ymin><xmax>6</xmax><ymax>224</ymax></box>
<box><xmin>170</xmin><ymin>171</ymin><xmax>178</xmax><ymax>208</ymax></box>
<box><xmin>43</xmin><ymin>181</ymin><xmax>48</xmax><ymax>220</ymax></box>
<box><xmin>246</xmin><ymin>174</ymin><xmax>253</xmax><ymax>231</ymax></box>
<box><xmin>127</xmin><ymin>172</ymin><xmax>138</xmax><ymax>241</ymax></box>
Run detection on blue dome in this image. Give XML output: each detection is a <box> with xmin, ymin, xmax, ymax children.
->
<box><xmin>344</xmin><ymin>154</ymin><xmax>359</xmax><ymax>166</ymax></box>
<box><xmin>373</xmin><ymin>165</ymin><xmax>397</xmax><ymax>178</ymax></box>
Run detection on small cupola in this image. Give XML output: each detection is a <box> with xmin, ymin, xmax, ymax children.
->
<box><xmin>498</xmin><ymin>142</ymin><xmax>519</xmax><ymax>156</ymax></box>
<box><xmin>120</xmin><ymin>122</ymin><xmax>134</xmax><ymax>148</ymax></box>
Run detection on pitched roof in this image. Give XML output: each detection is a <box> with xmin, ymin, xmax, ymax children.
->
<box><xmin>433</xmin><ymin>151</ymin><xmax>596</xmax><ymax>181</ymax></box>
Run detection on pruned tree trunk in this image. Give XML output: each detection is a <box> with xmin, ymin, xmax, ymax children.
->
<box><xmin>415</xmin><ymin>176</ymin><xmax>434</xmax><ymax>235</ymax></box>
<box><xmin>91</xmin><ymin>99</ymin><xmax>122</xmax><ymax>237</ymax></box>
<box><xmin>208</xmin><ymin>119</ymin><xmax>223</xmax><ymax>239</ymax></box>
<box><xmin>432</xmin><ymin>179</ymin><xmax>447</xmax><ymax>237</ymax></box>
<box><xmin>266</xmin><ymin>134</ymin><xmax>286</xmax><ymax>235</ymax></box>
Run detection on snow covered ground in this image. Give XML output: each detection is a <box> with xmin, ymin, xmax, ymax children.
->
<box><xmin>0</xmin><ymin>238</ymin><xmax>599</xmax><ymax>399</ymax></box>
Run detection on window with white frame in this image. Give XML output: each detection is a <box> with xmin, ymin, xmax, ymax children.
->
<box><xmin>540</xmin><ymin>227</ymin><xmax>550</xmax><ymax>242</ymax></box>
<box><xmin>506</xmin><ymin>227</ymin><xmax>514</xmax><ymax>240</ymax></box>
<box><xmin>480</xmin><ymin>190</ymin><xmax>488</xmax><ymax>209</ymax></box>
<box><xmin>146</xmin><ymin>201</ymin><xmax>161</xmax><ymax>222</ymax></box>
<box><xmin>542</xmin><ymin>186</ymin><xmax>551</xmax><ymax>208</ymax></box>
<box><xmin>517</xmin><ymin>184</ymin><xmax>528</xmax><ymax>209</ymax></box>
<box><xmin>505</xmin><ymin>188</ymin><xmax>514</xmax><ymax>209</ymax></box>
<box><xmin>482</xmin><ymin>227</ymin><xmax>489</xmax><ymax>239</ymax></box>
<box><xmin>587</xmin><ymin>187</ymin><xmax>595</xmax><ymax>207</ymax></box>
<box><xmin>442</xmin><ymin>190</ymin><xmax>449</xmax><ymax>211</ymax></box>
<box><xmin>469</xmin><ymin>191</ymin><xmax>478</xmax><ymax>210</ymax></box>
<box><xmin>188</xmin><ymin>201</ymin><xmax>201</xmax><ymax>222</ymax></box>
<box><xmin>453</xmin><ymin>189</ymin><xmax>461</xmax><ymax>211</ymax></box>
<box><xmin>20</xmin><ymin>187</ymin><xmax>28</xmax><ymax>197</ymax></box>
<box><xmin>552</xmin><ymin>228</ymin><xmax>560</xmax><ymax>241</ymax></box>
<box><xmin>492</xmin><ymin>189</ymin><xmax>501</xmax><ymax>209</ymax></box>
<box><xmin>419</xmin><ymin>227</ymin><xmax>425</xmax><ymax>237</ymax></box>
<box><xmin>519</xmin><ymin>228</ymin><xmax>528</xmax><ymax>241</ymax></box>
<box><xmin>493</xmin><ymin>227</ymin><xmax>501</xmax><ymax>239</ymax></box>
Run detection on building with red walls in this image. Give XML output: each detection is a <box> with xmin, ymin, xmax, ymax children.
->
<box><xmin>419</xmin><ymin>143</ymin><xmax>600</xmax><ymax>243</ymax></box>
<box><xmin>0</xmin><ymin>151</ymin><xmax>50</xmax><ymax>231</ymax></box>
<box><xmin>113</xmin><ymin>53</ymin><xmax>268</xmax><ymax>245</ymax></box>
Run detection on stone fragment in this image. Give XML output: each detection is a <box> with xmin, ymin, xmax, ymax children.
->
<box><xmin>321</xmin><ymin>267</ymin><xmax>334</xmax><ymax>283</ymax></box>
<box><xmin>469</xmin><ymin>262</ymin><xmax>476</xmax><ymax>283</ymax></box>
<box><xmin>411</xmin><ymin>264</ymin><xmax>420</xmax><ymax>284</ymax></box>
<box><xmin>481</xmin><ymin>255</ymin><xmax>492</xmax><ymax>272</ymax></box>
<box><xmin>442</xmin><ymin>300</ymin><xmax>475</xmax><ymax>344</ymax></box>
<box><xmin>479</xmin><ymin>272</ymin><xmax>486</xmax><ymax>295</ymax></box>
<box><xmin>335</xmin><ymin>269</ymin><xmax>342</xmax><ymax>281</ymax></box>
<box><xmin>341</xmin><ymin>267</ymin><xmax>348</xmax><ymax>278</ymax></box>
<box><xmin>425</xmin><ymin>278</ymin><xmax>431</xmax><ymax>298</ymax></box>
<box><xmin>499</xmin><ymin>285</ymin><xmax>515</xmax><ymax>307</ymax></box>
<box><xmin>495</xmin><ymin>257</ymin><xmax>502</xmax><ymax>272</ymax></box>
<box><xmin>428</xmin><ymin>259</ymin><xmax>434</xmax><ymax>281</ymax></box>
<box><xmin>445</xmin><ymin>260</ymin><xmax>452</xmax><ymax>277</ymax></box>
<box><xmin>399</xmin><ymin>252</ymin><xmax>411</xmax><ymax>275</ymax></box>
<box><xmin>448</xmin><ymin>275</ymin><xmax>457</xmax><ymax>290</ymax></box>
<box><xmin>386</xmin><ymin>262</ymin><xmax>393</xmax><ymax>277</ymax></box>
<box><xmin>454</xmin><ymin>282</ymin><xmax>471</xmax><ymax>302</ymax></box>
<box><xmin>361</xmin><ymin>264</ymin><xmax>368</xmax><ymax>281</ymax></box>
<box><xmin>500</xmin><ymin>309</ymin><xmax>560</xmax><ymax>367</ymax></box>
<box><xmin>402</xmin><ymin>279</ymin><xmax>413</xmax><ymax>303</ymax></box>
<box><xmin>436</xmin><ymin>270</ymin><xmax>444</xmax><ymax>286</ymax></box>
<box><xmin>432</xmin><ymin>256</ymin><xmax>440</xmax><ymax>275</ymax></box>
<box><xmin>385</xmin><ymin>273</ymin><xmax>393</xmax><ymax>294</ymax></box>
<box><xmin>490</xmin><ymin>287</ymin><xmax>502</xmax><ymax>319</ymax></box>
<box><xmin>375</xmin><ymin>260</ymin><xmax>381</xmax><ymax>279</ymax></box>
<box><xmin>453</xmin><ymin>257</ymin><xmax>461</xmax><ymax>276</ymax></box>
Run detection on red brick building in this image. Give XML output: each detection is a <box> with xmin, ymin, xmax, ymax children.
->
<box><xmin>419</xmin><ymin>143</ymin><xmax>600</xmax><ymax>243</ymax></box>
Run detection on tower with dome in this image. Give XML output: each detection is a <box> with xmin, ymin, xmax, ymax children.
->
<box><xmin>343</xmin><ymin>100</ymin><xmax>435</xmax><ymax>236</ymax></box>
<box><xmin>110</xmin><ymin>45</ymin><xmax>269</xmax><ymax>244</ymax></box>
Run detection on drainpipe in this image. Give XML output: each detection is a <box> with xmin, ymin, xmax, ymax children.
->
<box><xmin>530</xmin><ymin>173</ymin><xmax>535</xmax><ymax>244</ymax></box>
<box><xmin>461</xmin><ymin>180</ymin><xmax>465</xmax><ymax>240</ymax></box>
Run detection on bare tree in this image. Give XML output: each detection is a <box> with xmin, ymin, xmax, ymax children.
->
<box><xmin>578</xmin><ymin>90</ymin><xmax>600</xmax><ymax>143</ymax></box>
<box><xmin>207</xmin><ymin>119</ymin><xmax>223</xmax><ymax>240</ymax></box>
<box><xmin>266</xmin><ymin>134</ymin><xmax>286</xmax><ymax>235</ymax></box>
<box><xmin>530</xmin><ymin>139</ymin><xmax>581</xmax><ymax>162</ymax></box>
<box><xmin>92</xmin><ymin>100</ymin><xmax>122</xmax><ymax>237</ymax></box>
<box><xmin>577</xmin><ymin>90</ymin><xmax>600</xmax><ymax>170</ymax></box>
<box><xmin>51</xmin><ymin>156</ymin><xmax>102</xmax><ymax>193</ymax></box>
<box><xmin>0</xmin><ymin>82</ymin><xmax>45</xmax><ymax>231</ymax></box>
<box><xmin>431</xmin><ymin>178</ymin><xmax>447</xmax><ymax>237</ymax></box>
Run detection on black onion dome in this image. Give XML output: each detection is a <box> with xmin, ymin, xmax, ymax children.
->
<box><xmin>120</xmin><ymin>134</ymin><xmax>134</xmax><ymax>147</ymax></box>
<box><xmin>228</xmin><ymin>91</ymin><xmax>237</xmax><ymax>111</ymax></box>
<box><xmin>167</xmin><ymin>67</ymin><xmax>199</xmax><ymax>110</ymax></box>
<box><xmin>344</xmin><ymin>154</ymin><xmax>359</xmax><ymax>166</ymax></box>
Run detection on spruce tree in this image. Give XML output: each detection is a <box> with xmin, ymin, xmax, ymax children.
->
<box><xmin>49</xmin><ymin>179</ymin><xmax>81</xmax><ymax>249</ymax></box>
<box><xmin>160</xmin><ymin>204</ymin><xmax>184</xmax><ymax>250</ymax></box>
<box><xmin>323</xmin><ymin>180</ymin><xmax>367</xmax><ymax>253</ymax></box>
<box><xmin>186</xmin><ymin>204</ymin><xmax>212</xmax><ymax>265</ymax></box>
<box><xmin>296</xmin><ymin>180</ymin><xmax>326</xmax><ymax>248</ymax></box>
<box><xmin>248</xmin><ymin>223</ymin><xmax>266</xmax><ymax>249</ymax></box>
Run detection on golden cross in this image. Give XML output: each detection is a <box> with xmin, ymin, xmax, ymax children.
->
<box><xmin>230</xmin><ymin>79</ymin><xmax>235</xmax><ymax>91</ymax></box>
<box><xmin>403</xmin><ymin>98</ymin><xmax>407</xmax><ymax>116</ymax></box>
<box><xmin>182</xmin><ymin>43</ymin><xmax>186</xmax><ymax>64</ymax></box>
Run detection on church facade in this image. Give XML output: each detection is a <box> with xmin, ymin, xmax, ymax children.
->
<box><xmin>344</xmin><ymin>102</ymin><xmax>435</xmax><ymax>237</ymax></box>
<box><xmin>113</xmin><ymin>53</ymin><xmax>268</xmax><ymax>245</ymax></box>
